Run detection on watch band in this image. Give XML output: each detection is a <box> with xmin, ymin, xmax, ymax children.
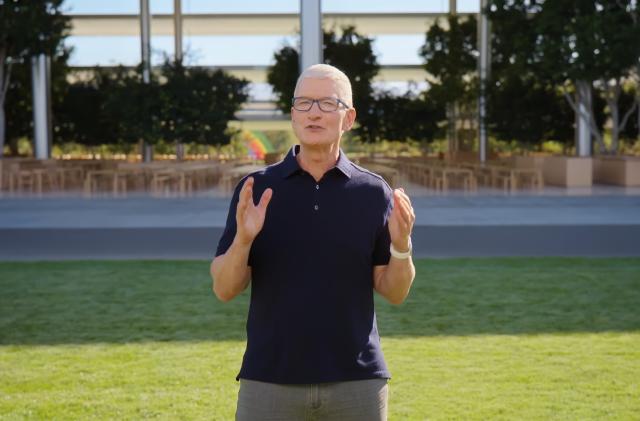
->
<box><xmin>390</xmin><ymin>237</ymin><xmax>412</xmax><ymax>259</ymax></box>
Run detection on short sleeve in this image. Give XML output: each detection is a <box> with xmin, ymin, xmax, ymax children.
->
<box><xmin>372</xmin><ymin>188</ymin><xmax>393</xmax><ymax>266</ymax></box>
<box><xmin>215</xmin><ymin>177</ymin><xmax>246</xmax><ymax>258</ymax></box>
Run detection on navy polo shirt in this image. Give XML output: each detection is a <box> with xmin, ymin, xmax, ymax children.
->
<box><xmin>215</xmin><ymin>144</ymin><xmax>393</xmax><ymax>384</ymax></box>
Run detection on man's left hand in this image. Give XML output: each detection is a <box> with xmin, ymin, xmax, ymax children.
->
<box><xmin>388</xmin><ymin>188</ymin><xmax>415</xmax><ymax>252</ymax></box>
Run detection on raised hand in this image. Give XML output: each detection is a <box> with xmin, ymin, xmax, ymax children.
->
<box><xmin>235</xmin><ymin>177</ymin><xmax>273</xmax><ymax>246</ymax></box>
<box><xmin>388</xmin><ymin>188</ymin><xmax>415</xmax><ymax>252</ymax></box>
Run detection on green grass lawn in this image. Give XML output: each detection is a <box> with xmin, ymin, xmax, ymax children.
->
<box><xmin>1</xmin><ymin>258</ymin><xmax>639</xmax><ymax>420</ymax></box>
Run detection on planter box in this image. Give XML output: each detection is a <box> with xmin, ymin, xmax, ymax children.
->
<box><xmin>593</xmin><ymin>156</ymin><xmax>640</xmax><ymax>187</ymax></box>
<box><xmin>543</xmin><ymin>156</ymin><xmax>592</xmax><ymax>187</ymax></box>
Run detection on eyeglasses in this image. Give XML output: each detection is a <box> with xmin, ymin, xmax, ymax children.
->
<box><xmin>292</xmin><ymin>97</ymin><xmax>350</xmax><ymax>112</ymax></box>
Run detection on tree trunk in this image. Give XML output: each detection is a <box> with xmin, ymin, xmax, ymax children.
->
<box><xmin>606</xmin><ymin>78</ymin><xmax>639</xmax><ymax>155</ymax></box>
<box><xmin>143</xmin><ymin>142</ymin><xmax>153</xmax><ymax>163</ymax></box>
<box><xmin>607</xmin><ymin>81</ymin><xmax>621</xmax><ymax>155</ymax></box>
<box><xmin>581</xmin><ymin>81</ymin><xmax>604</xmax><ymax>154</ymax></box>
<box><xmin>563</xmin><ymin>80</ymin><xmax>604</xmax><ymax>155</ymax></box>
<box><xmin>446</xmin><ymin>102</ymin><xmax>457</xmax><ymax>157</ymax></box>
<box><xmin>176</xmin><ymin>142</ymin><xmax>184</xmax><ymax>160</ymax></box>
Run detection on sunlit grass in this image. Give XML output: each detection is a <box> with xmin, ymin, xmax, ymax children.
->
<box><xmin>1</xmin><ymin>258</ymin><xmax>639</xmax><ymax>420</ymax></box>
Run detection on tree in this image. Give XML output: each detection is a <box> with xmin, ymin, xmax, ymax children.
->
<box><xmin>323</xmin><ymin>26</ymin><xmax>380</xmax><ymax>142</ymax></box>
<box><xmin>160</xmin><ymin>59</ymin><xmax>249</xmax><ymax>147</ymax></box>
<box><xmin>267</xmin><ymin>26</ymin><xmax>381</xmax><ymax>142</ymax></box>
<box><xmin>0</xmin><ymin>0</ymin><xmax>70</xmax><ymax>157</ymax></box>
<box><xmin>487</xmin><ymin>0</ymin><xmax>575</xmax><ymax>148</ymax></box>
<box><xmin>54</xmin><ymin>66</ymin><xmax>118</xmax><ymax>149</ymax></box>
<box><xmin>535</xmin><ymin>0</ymin><xmax>640</xmax><ymax>154</ymax></box>
<box><xmin>98</xmin><ymin>65</ymin><xmax>164</xmax><ymax>152</ymax></box>
<box><xmin>619</xmin><ymin>85</ymin><xmax>639</xmax><ymax>141</ymax></box>
<box><xmin>371</xmin><ymin>89</ymin><xmax>444</xmax><ymax>143</ymax></box>
<box><xmin>267</xmin><ymin>46</ymin><xmax>299</xmax><ymax>114</ymax></box>
<box><xmin>487</xmin><ymin>76</ymin><xmax>576</xmax><ymax>147</ymax></box>
<box><xmin>54</xmin><ymin>61</ymin><xmax>249</xmax><ymax>153</ymax></box>
<box><xmin>629</xmin><ymin>5</ymin><xmax>640</xmax><ymax>143</ymax></box>
<box><xmin>4</xmin><ymin>62</ymin><xmax>31</xmax><ymax>156</ymax></box>
<box><xmin>419</xmin><ymin>15</ymin><xmax>478</xmax><ymax>152</ymax></box>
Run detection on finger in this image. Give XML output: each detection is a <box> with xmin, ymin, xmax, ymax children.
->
<box><xmin>398</xmin><ymin>196</ymin><xmax>415</xmax><ymax>222</ymax></box>
<box><xmin>389</xmin><ymin>212</ymin><xmax>411</xmax><ymax>236</ymax></box>
<box><xmin>395</xmin><ymin>188</ymin><xmax>413</xmax><ymax>205</ymax></box>
<box><xmin>395</xmin><ymin>196</ymin><xmax>414</xmax><ymax>227</ymax></box>
<box><xmin>236</xmin><ymin>177</ymin><xmax>254</xmax><ymax>218</ymax></box>
<box><xmin>391</xmin><ymin>199</ymin><xmax>411</xmax><ymax>228</ymax></box>
<box><xmin>394</xmin><ymin>191</ymin><xmax>414</xmax><ymax>217</ymax></box>
<box><xmin>240</xmin><ymin>177</ymin><xmax>255</xmax><ymax>206</ymax></box>
<box><xmin>392</xmin><ymin>193</ymin><xmax>404</xmax><ymax>219</ymax></box>
<box><xmin>257</xmin><ymin>188</ymin><xmax>273</xmax><ymax>212</ymax></box>
<box><xmin>394</xmin><ymin>195</ymin><xmax>415</xmax><ymax>222</ymax></box>
<box><xmin>394</xmin><ymin>190</ymin><xmax>408</xmax><ymax>206</ymax></box>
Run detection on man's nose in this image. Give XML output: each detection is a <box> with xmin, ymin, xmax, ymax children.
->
<box><xmin>307</xmin><ymin>101</ymin><xmax>323</xmax><ymax>117</ymax></box>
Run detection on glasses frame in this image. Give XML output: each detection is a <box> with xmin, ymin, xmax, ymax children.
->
<box><xmin>291</xmin><ymin>96</ymin><xmax>350</xmax><ymax>112</ymax></box>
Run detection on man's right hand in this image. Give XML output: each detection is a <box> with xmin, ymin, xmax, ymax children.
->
<box><xmin>235</xmin><ymin>176</ymin><xmax>273</xmax><ymax>246</ymax></box>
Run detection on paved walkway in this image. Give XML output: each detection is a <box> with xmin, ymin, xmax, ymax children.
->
<box><xmin>1</xmin><ymin>194</ymin><xmax>640</xmax><ymax>228</ymax></box>
<box><xmin>1</xmin><ymin>184</ymin><xmax>639</xmax><ymax>260</ymax></box>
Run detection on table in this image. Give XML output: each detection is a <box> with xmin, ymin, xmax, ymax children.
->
<box><xmin>218</xmin><ymin>164</ymin><xmax>266</xmax><ymax>194</ymax></box>
<box><xmin>83</xmin><ymin>170</ymin><xmax>127</xmax><ymax>197</ymax></box>
<box><xmin>360</xmin><ymin>163</ymin><xmax>400</xmax><ymax>187</ymax></box>
<box><xmin>491</xmin><ymin>167</ymin><xmax>543</xmax><ymax>192</ymax></box>
<box><xmin>430</xmin><ymin>167</ymin><xmax>477</xmax><ymax>192</ymax></box>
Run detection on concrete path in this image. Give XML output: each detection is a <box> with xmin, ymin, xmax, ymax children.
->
<box><xmin>1</xmin><ymin>188</ymin><xmax>639</xmax><ymax>260</ymax></box>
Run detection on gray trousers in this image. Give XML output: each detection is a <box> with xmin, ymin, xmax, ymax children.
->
<box><xmin>235</xmin><ymin>378</ymin><xmax>389</xmax><ymax>421</ymax></box>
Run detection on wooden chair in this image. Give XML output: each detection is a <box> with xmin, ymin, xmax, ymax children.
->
<box><xmin>9</xmin><ymin>169</ymin><xmax>36</xmax><ymax>194</ymax></box>
<box><xmin>515</xmin><ymin>169</ymin><xmax>544</xmax><ymax>190</ymax></box>
<box><xmin>493</xmin><ymin>168</ymin><xmax>516</xmax><ymax>193</ymax></box>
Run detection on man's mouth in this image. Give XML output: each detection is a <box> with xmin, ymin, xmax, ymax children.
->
<box><xmin>306</xmin><ymin>125</ymin><xmax>324</xmax><ymax>130</ymax></box>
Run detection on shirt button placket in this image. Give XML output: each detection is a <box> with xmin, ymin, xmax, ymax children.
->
<box><xmin>313</xmin><ymin>183</ymin><xmax>320</xmax><ymax>212</ymax></box>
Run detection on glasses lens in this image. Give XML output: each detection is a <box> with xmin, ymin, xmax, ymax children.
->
<box><xmin>293</xmin><ymin>98</ymin><xmax>313</xmax><ymax>111</ymax></box>
<box><xmin>318</xmin><ymin>98</ymin><xmax>339</xmax><ymax>112</ymax></box>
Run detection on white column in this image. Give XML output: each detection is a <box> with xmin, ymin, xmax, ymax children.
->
<box><xmin>575</xmin><ymin>80</ymin><xmax>592</xmax><ymax>157</ymax></box>
<box><xmin>140</xmin><ymin>0</ymin><xmax>151</xmax><ymax>83</ymax></box>
<box><xmin>300</xmin><ymin>0</ymin><xmax>323</xmax><ymax>72</ymax></box>
<box><xmin>174</xmin><ymin>0</ymin><xmax>183</xmax><ymax>62</ymax></box>
<box><xmin>448</xmin><ymin>0</ymin><xmax>457</xmax><ymax>155</ymax></box>
<box><xmin>31</xmin><ymin>54</ymin><xmax>52</xmax><ymax>160</ymax></box>
<box><xmin>140</xmin><ymin>0</ymin><xmax>152</xmax><ymax>161</ymax></box>
<box><xmin>477</xmin><ymin>0</ymin><xmax>490</xmax><ymax>163</ymax></box>
<box><xmin>174</xmin><ymin>0</ymin><xmax>184</xmax><ymax>160</ymax></box>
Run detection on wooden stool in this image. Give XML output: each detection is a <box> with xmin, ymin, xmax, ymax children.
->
<box><xmin>9</xmin><ymin>170</ymin><xmax>35</xmax><ymax>194</ymax></box>
<box><xmin>494</xmin><ymin>174</ymin><xmax>514</xmax><ymax>193</ymax></box>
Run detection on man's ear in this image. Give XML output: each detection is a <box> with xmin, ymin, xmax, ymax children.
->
<box><xmin>342</xmin><ymin>108</ymin><xmax>357</xmax><ymax>131</ymax></box>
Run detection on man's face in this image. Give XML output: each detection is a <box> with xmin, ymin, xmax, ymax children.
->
<box><xmin>291</xmin><ymin>77</ymin><xmax>356</xmax><ymax>148</ymax></box>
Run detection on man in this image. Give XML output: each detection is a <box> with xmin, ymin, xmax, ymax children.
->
<box><xmin>211</xmin><ymin>64</ymin><xmax>416</xmax><ymax>420</ymax></box>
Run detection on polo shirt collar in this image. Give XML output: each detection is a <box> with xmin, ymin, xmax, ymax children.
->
<box><xmin>281</xmin><ymin>144</ymin><xmax>352</xmax><ymax>179</ymax></box>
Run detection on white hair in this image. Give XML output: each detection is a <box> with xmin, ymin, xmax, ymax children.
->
<box><xmin>294</xmin><ymin>64</ymin><xmax>353</xmax><ymax>107</ymax></box>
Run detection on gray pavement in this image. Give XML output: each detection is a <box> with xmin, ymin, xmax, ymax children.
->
<box><xmin>1</xmin><ymin>185</ymin><xmax>639</xmax><ymax>260</ymax></box>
